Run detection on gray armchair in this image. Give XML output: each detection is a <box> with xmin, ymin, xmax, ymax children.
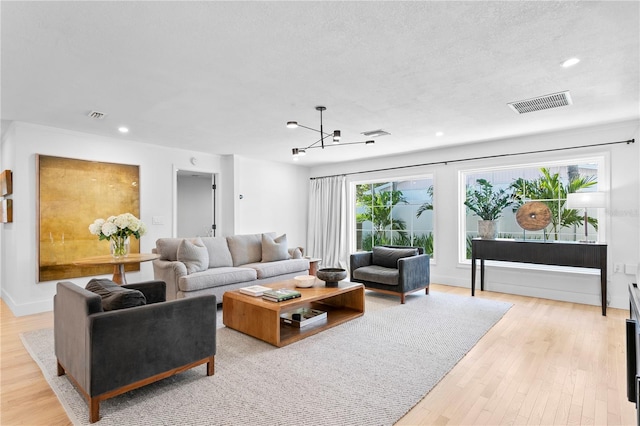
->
<box><xmin>54</xmin><ymin>280</ymin><xmax>217</xmax><ymax>423</ymax></box>
<box><xmin>350</xmin><ymin>245</ymin><xmax>430</xmax><ymax>304</ymax></box>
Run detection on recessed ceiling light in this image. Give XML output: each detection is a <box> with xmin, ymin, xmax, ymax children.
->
<box><xmin>561</xmin><ymin>57</ymin><xmax>580</xmax><ymax>68</ymax></box>
<box><xmin>435</xmin><ymin>131</ymin><xmax>444</xmax><ymax>137</ymax></box>
<box><xmin>118</xmin><ymin>127</ymin><xmax>129</xmax><ymax>133</ymax></box>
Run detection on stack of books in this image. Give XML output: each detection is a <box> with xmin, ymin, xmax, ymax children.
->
<box><xmin>262</xmin><ymin>288</ymin><xmax>301</xmax><ymax>302</ymax></box>
<box><xmin>238</xmin><ymin>285</ymin><xmax>272</xmax><ymax>297</ymax></box>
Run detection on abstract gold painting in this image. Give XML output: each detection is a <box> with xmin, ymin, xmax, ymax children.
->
<box><xmin>37</xmin><ymin>155</ymin><xmax>140</xmax><ymax>282</ymax></box>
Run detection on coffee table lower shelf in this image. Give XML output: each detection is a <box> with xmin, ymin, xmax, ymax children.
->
<box><xmin>279</xmin><ymin>303</ymin><xmax>362</xmax><ymax>346</ymax></box>
<box><xmin>222</xmin><ymin>281</ymin><xmax>364</xmax><ymax>347</ymax></box>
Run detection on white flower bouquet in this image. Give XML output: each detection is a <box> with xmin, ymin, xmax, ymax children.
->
<box><xmin>89</xmin><ymin>213</ymin><xmax>147</xmax><ymax>257</ymax></box>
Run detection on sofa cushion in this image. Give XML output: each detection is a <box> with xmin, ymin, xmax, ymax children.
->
<box><xmin>243</xmin><ymin>258</ymin><xmax>310</xmax><ymax>279</ymax></box>
<box><xmin>155</xmin><ymin>238</ymin><xmax>183</xmax><ymax>261</ymax></box>
<box><xmin>227</xmin><ymin>233</ymin><xmax>275</xmax><ymax>266</ymax></box>
<box><xmin>372</xmin><ymin>246</ymin><xmax>418</xmax><ymax>269</ymax></box>
<box><xmin>352</xmin><ymin>265</ymin><xmax>399</xmax><ymax>286</ymax></box>
<box><xmin>262</xmin><ymin>233</ymin><xmax>289</xmax><ymax>262</ymax></box>
<box><xmin>201</xmin><ymin>236</ymin><xmax>233</xmax><ymax>268</ymax></box>
<box><xmin>177</xmin><ymin>238</ymin><xmax>209</xmax><ymax>274</ymax></box>
<box><xmin>85</xmin><ymin>278</ymin><xmax>147</xmax><ymax>311</ymax></box>
<box><xmin>178</xmin><ymin>267</ymin><xmax>258</xmax><ymax>292</ymax></box>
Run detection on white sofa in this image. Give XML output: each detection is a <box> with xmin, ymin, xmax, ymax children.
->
<box><xmin>152</xmin><ymin>233</ymin><xmax>310</xmax><ymax>300</ymax></box>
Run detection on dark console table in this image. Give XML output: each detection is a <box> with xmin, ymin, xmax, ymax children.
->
<box><xmin>471</xmin><ymin>238</ymin><xmax>608</xmax><ymax>316</ymax></box>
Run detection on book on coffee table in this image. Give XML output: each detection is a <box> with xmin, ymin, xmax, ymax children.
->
<box><xmin>280</xmin><ymin>307</ymin><xmax>327</xmax><ymax>328</ymax></box>
<box><xmin>239</xmin><ymin>285</ymin><xmax>272</xmax><ymax>297</ymax></box>
<box><xmin>262</xmin><ymin>288</ymin><xmax>301</xmax><ymax>302</ymax></box>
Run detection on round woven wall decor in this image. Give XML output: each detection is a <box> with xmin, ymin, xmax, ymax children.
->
<box><xmin>516</xmin><ymin>201</ymin><xmax>551</xmax><ymax>231</ymax></box>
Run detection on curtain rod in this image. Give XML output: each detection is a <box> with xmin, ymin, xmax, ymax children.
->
<box><xmin>309</xmin><ymin>138</ymin><xmax>635</xmax><ymax>180</ymax></box>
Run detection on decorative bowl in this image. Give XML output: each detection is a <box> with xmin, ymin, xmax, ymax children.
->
<box><xmin>294</xmin><ymin>275</ymin><xmax>316</xmax><ymax>288</ymax></box>
<box><xmin>316</xmin><ymin>268</ymin><xmax>347</xmax><ymax>287</ymax></box>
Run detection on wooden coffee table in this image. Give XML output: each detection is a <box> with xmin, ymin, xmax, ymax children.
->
<box><xmin>223</xmin><ymin>279</ymin><xmax>364</xmax><ymax>347</ymax></box>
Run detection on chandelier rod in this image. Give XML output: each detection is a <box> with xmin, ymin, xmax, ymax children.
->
<box><xmin>319</xmin><ymin>107</ymin><xmax>324</xmax><ymax>149</ymax></box>
<box><xmin>304</xmin><ymin>140</ymin><xmax>374</xmax><ymax>150</ymax></box>
<box><xmin>294</xmin><ymin>122</ymin><xmax>332</xmax><ymax>137</ymax></box>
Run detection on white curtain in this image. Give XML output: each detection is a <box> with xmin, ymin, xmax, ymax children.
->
<box><xmin>307</xmin><ymin>175</ymin><xmax>347</xmax><ymax>269</ymax></box>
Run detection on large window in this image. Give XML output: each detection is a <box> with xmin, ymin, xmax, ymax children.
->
<box><xmin>461</xmin><ymin>157</ymin><xmax>605</xmax><ymax>260</ymax></box>
<box><xmin>354</xmin><ymin>176</ymin><xmax>434</xmax><ymax>257</ymax></box>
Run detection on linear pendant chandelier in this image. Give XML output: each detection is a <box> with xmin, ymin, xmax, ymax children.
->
<box><xmin>287</xmin><ymin>106</ymin><xmax>375</xmax><ymax>161</ymax></box>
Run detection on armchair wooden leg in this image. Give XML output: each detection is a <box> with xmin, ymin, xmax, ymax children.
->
<box><xmin>89</xmin><ymin>397</ymin><xmax>100</xmax><ymax>423</ymax></box>
<box><xmin>401</xmin><ymin>294</ymin><xmax>406</xmax><ymax>304</ymax></box>
<box><xmin>207</xmin><ymin>355</ymin><xmax>215</xmax><ymax>376</ymax></box>
<box><xmin>57</xmin><ymin>360</ymin><xmax>65</xmax><ymax>376</ymax></box>
<box><xmin>426</xmin><ymin>287</ymin><xmax>429</xmax><ymax>295</ymax></box>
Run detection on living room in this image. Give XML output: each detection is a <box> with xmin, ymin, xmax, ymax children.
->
<box><xmin>1</xmin><ymin>1</ymin><xmax>640</xmax><ymax>425</ymax></box>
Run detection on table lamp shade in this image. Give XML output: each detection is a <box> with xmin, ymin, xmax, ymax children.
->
<box><xmin>566</xmin><ymin>192</ymin><xmax>606</xmax><ymax>209</ymax></box>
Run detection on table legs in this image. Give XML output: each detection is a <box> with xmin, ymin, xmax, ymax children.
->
<box><xmin>471</xmin><ymin>256</ymin><xmax>476</xmax><ymax>296</ymax></box>
<box><xmin>471</xmin><ymin>257</ymin><xmax>485</xmax><ymax>296</ymax></box>
<box><xmin>112</xmin><ymin>264</ymin><xmax>126</xmax><ymax>285</ymax></box>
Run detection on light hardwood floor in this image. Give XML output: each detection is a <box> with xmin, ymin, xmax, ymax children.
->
<box><xmin>1</xmin><ymin>284</ymin><xmax>636</xmax><ymax>425</ymax></box>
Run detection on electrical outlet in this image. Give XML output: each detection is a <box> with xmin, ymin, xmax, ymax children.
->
<box><xmin>614</xmin><ymin>263</ymin><xmax>623</xmax><ymax>273</ymax></box>
<box><xmin>152</xmin><ymin>216</ymin><xmax>164</xmax><ymax>225</ymax></box>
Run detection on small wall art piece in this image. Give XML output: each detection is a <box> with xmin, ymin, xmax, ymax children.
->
<box><xmin>37</xmin><ymin>155</ymin><xmax>141</xmax><ymax>282</ymax></box>
<box><xmin>0</xmin><ymin>170</ymin><xmax>12</xmax><ymax>196</ymax></box>
<box><xmin>0</xmin><ymin>199</ymin><xmax>12</xmax><ymax>223</ymax></box>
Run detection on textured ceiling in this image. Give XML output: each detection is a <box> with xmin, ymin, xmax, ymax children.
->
<box><xmin>2</xmin><ymin>1</ymin><xmax>639</xmax><ymax>166</ymax></box>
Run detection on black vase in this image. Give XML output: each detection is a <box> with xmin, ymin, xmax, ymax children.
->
<box><xmin>316</xmin><ymin>268</ymin><xmax>347</xmax><ymax>287</ymax></box>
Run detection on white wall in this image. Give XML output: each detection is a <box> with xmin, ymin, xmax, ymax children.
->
<box><xmin>310</xmin><ymin>119</ymin><xmax>640</xmax><ymax>310</ymax></box>
<box><xmin>0</xmin><ymin>122</ymin><xmax>310</xmax><ymax>316</ymax></box>
<box><xmin>233</xmin><ymin>155</ymin><xmax>309</xmax><ymax>249</ymax></box>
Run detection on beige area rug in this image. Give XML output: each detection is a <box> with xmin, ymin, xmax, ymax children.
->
<box><xmin>21</xmin><ymin>291</ymin><xmax>512</xmax><ymax>425</ymax></box>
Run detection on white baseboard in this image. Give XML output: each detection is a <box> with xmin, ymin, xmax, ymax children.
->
<box><xmin>1</xmin><ymin>289</ymin><xmax>53</xmax><ymax>317</ymax></box>
<box><xmin>432</xmin><ymin>273</ymin><xmax>627</xmax><ymax>311</ymax></box>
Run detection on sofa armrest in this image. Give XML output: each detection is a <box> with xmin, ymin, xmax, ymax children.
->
<box><xmin>87</xmin><ymin>295</ymin><xmax>217</xmax><ymax>396</ymax></box>
<box><xmin>398</xmin><ymin>254</ymin><xmax>430</xmax><ymax>291</ymax></box>
<box><xmin>152</xmin><ymin>259</ymin><xmax>187</xmax><ymax>300</ymax></box>
<box><xmin>350</xmin><ymin>252</ymin><xmax>373</xmax><ymax>279</ymax></box>
<box><xmin>122</xmin><ymin>280</ymin><xmax>166</xmax><ymax>304</ymax></box>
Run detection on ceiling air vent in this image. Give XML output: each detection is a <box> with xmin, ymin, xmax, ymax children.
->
<box><xmin>88</xmin><ymin>110</ymin><xmax>107</xmax><ymax>120</ymax></box>
<box><xmin>507</xmin><ymin>91</ymin><xmax>572</xmax><ymax>114</ymax></box>
<box><xmin>361</xmin><ymin>129</ymin><xmax>390</xmax><ymax>137</ymax></box>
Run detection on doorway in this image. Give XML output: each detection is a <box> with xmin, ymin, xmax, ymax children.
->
<box><xmin>176</xmin><ymin>171</ymin><xmax>216</xmax><ymax>237</ymax></box>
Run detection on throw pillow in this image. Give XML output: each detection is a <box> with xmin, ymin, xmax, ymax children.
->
<box><xmin>290</xmin><ymin>246</ymin><xmax>303</xmax><ymax>259</ymax></box>
<box><xmin>262</xmin><ymin>233</ymin><xmax>289</xmax><ymax>262</ymax></box>
<box><xmin>201</xmin><ymin>236</ymin><xmax>233</xmax><ymax>268</ymax></box>
<box><xmin>177</xmin><ymin>237</ymin><xmax>209</xmax><ymax>274</ymax></box>
<box><xmin>227</xmin><ymin>233</ymin><xmax>266</xmax><ymax>266</ymax></box>
<box><xmin>85</xmin><ymin>278</ymin><xmax>146</xmax><ymax>311</ymax></box>
<box><xmin>372</xmin><ymin>246</ymin><xmax>419</xmax><ymax>269</ymax></box>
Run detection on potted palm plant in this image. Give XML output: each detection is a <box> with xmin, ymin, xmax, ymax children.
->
<box><xmin>464</xmin><ymin>179</ymin><xmax>513</xmax><ymax>239</ymax></box>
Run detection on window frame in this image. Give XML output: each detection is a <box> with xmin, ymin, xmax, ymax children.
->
<box><xmin>458</xmin><ymin>154</ymin><xmax>609</xmax><ymax>265</ymax></box>
<box><xmin>349</xmin><ymin>172</ymin><xmax>436</xmax><ymax>261</ymax></box>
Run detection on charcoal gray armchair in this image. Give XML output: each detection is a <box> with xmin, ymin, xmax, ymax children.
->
<box><xmin>54</xmin><ymin>280</ymin><xmax>217</xmax><ymax>423</ymax></box>
<box><xmin>350</xmin><ymin>245</ymin><xmax>430</xmax><ymax>304</ymax></box>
